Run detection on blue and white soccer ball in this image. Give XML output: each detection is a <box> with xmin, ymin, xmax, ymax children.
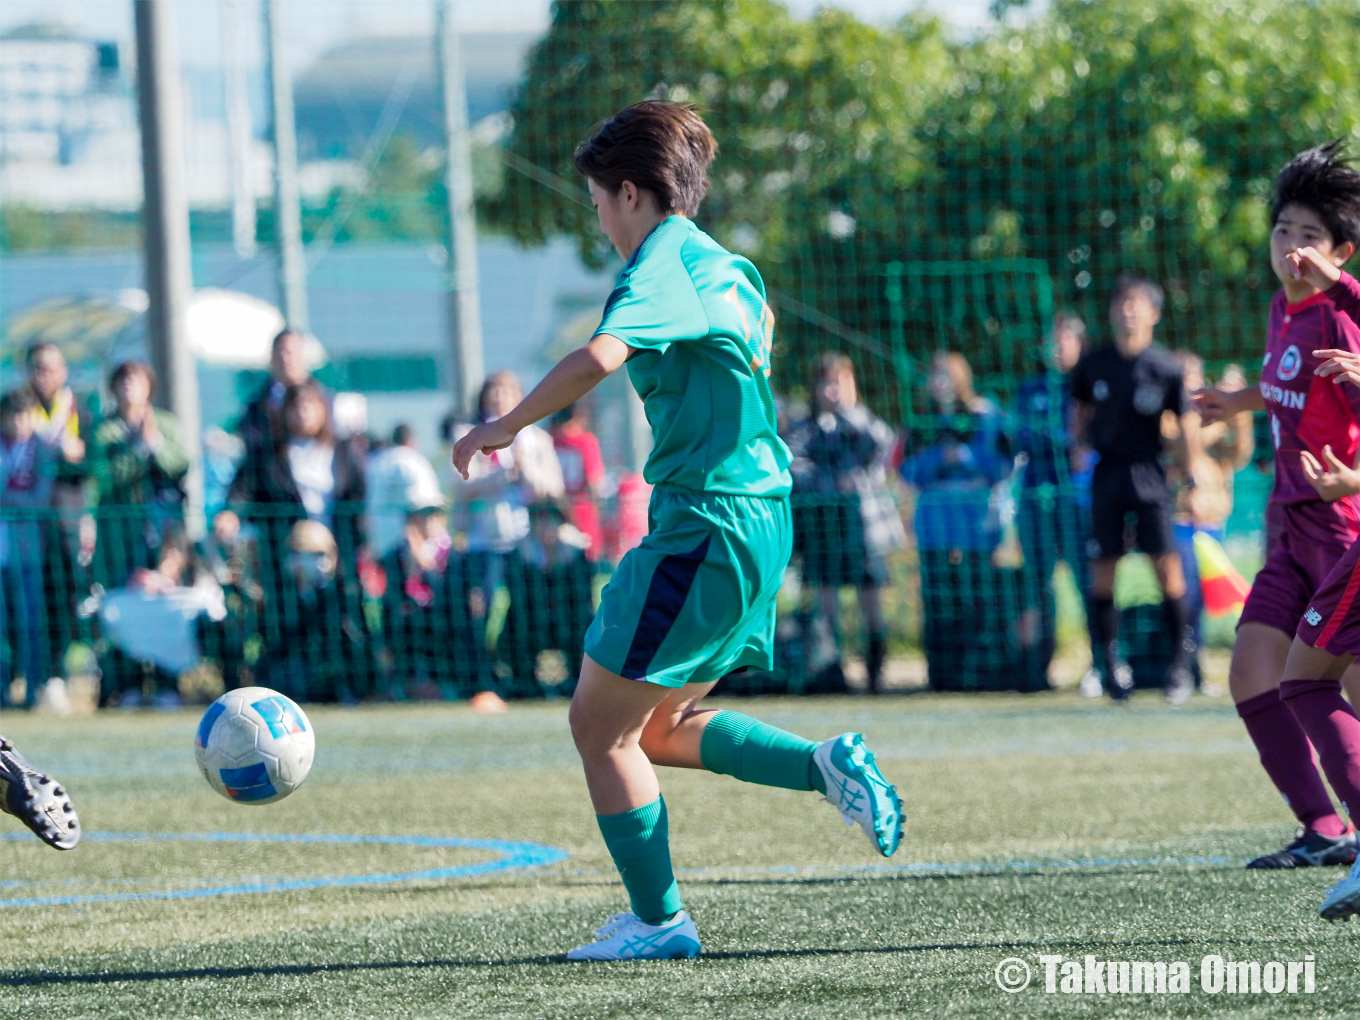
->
<box><xmin>194</xmin><ymin>687</ymin><xmax>315</xmax><ymax>805</ymax></box>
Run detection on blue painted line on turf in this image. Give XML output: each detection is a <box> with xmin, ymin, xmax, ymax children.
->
<box><xmin>0</xmin><ymin>832</ymin><xmax>569</xmax><ymax>908</ymax></box>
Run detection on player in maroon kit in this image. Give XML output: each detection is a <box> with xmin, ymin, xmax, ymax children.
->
<box><xmin>1197</xmin><ymin>142</ymin><xmax>1360</xmax><ymax>870</ymax></box>
<box><xmin>1249</xmin><ymin>151</ymin><xmax>1360</xmax><ymax>917</ymax></box>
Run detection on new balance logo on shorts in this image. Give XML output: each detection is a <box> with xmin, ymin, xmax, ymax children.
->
<box><xmin>1305</xmin><ymin>607</ymin><xmax>1323</xmax><ymax>627</ymax></box>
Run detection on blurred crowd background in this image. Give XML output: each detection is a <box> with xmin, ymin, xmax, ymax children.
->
<box><xmin>2</xmin><ymin>0</ymin><xmax>1351</xmax><ymax>709</ymax></box>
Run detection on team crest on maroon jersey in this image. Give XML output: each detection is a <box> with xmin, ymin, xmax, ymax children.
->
<box><xmin>1277</xmin><ymin>345</ymin><xmax>1302</xmax><ymax>382</ymax></box>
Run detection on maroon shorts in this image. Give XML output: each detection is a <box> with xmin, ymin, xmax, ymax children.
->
<box><xmin>1240</xmin><ymin>500</ymin><xmax>1359</xmax><ymax>637</ymax></box>
<box><xmin>1297</xmin><ymin>534</ymin><xmax>1360</xmax><ymax>655</ymax></box>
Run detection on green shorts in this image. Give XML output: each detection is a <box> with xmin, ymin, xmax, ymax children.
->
<box><xmin>584</xmin><ymin>487</ymin><xmax>792</xmax><ymax>688</ymax></box>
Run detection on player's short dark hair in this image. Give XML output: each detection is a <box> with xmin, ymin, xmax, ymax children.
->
<box><xmin>573</xmin><ymin>100</ymin><xmax>717</xmax><ymax>217</ymax></box>
<box><xmin>392</xmin><ymin>424</ymin><xmax>413</xmax><ymax>447</ymax></box>
<box><xmin>109</xmin><ymin>359</ymin><xmax>158</xmax><ymax>399</ymax></box>
<box><xmin>1271</xmin><ymin>140</ymin><xmax>1360</xmax><ymax>251</ymax></box>
<box><xmin>1109</xmin><ymin>275</ymin><xmax>1164</xmax><ymax>314</ymax></box>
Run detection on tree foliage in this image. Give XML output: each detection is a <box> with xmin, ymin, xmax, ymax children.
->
<box><xmin>491</xmin><ymin>0</ymin><xmax>1360</xmax><ymax>408</ymax></box>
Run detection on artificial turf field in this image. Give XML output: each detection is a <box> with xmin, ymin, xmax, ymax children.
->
<box><xmin>2</xmin><ymin>692</ymin><xmax>1358</xmax><ymax>1019</ymax></box>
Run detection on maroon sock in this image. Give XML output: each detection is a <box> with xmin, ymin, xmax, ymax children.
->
<box><xmin>1237</xmin><ymin>689</ymin><xmax>1348</xmax><ymax>837</ymax></box>
<box><xmin>1280</xmin><ymin>679</ymin><xmax>1360</xmax><ymax>826</ymax></box>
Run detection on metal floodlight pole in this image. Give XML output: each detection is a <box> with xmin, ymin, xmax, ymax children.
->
<box><xmin>134</xmin><ymin>0</ymin><xmax>204</xmax><ymax>529</ymax></box>
<box><xmin>436</xmin><ymin>0</ymin><xmax>485</xmax><ymax>417</ymax></box>
<box><xmin>263</xmin><ymin>0</ymin><xmax>309</xmax><ymax>332</ymax></box>
<box><xmin>222</xmin><ymin>0</ymin><xmax>256</xmax><ymax>260</ymax></box>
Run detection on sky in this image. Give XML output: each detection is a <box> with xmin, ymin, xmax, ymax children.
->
<box><xmin>0</xmin><ymin>0</ymin><xmax>1033</xmax><ymax>71</ymax></box>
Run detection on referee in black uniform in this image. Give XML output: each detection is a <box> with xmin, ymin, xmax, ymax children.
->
<box><xmin>1070</xmin><ymin>276</ymin><xmax>1201</xmax><ymax>702</ymax></box>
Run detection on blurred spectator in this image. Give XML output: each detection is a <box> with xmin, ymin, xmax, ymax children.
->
<box><xmin>365</xmin><ymin>424</ymin><xmax>443</xmax><ymax>561</ymax></box>
<box><xmin>25</xmin><ymin>342</ymin><xmax>93</xmax><ymax>683</ymax></box>
<box><xmin>1011</xmin><ymin>314</ymin><xmax>1099</xmax><ymax>689</ymax></box>
<box><xmin>237</xmin><ymin>329</ymin><xmax>324</xmax><ymax>458</ymax></box>
<box><xmin>202</xmin><ymin>427</ymin><xmax>244</xmax><ymax>519</ymax></box>
<box><xmin>218</xmin><ymin>381</ymin><xmax>369</xmax><ymax>701</ymax></box>
<box><xmin>0</xmin><ymin>390</ymin><xmax>55</xmax><ymax>706</ymax></box>
<box><xmin>499</xmin><ymin>501</ymin><xmax>595</xmax><ymax>697</ymax></box>
<box><xmin>379</xmin><ymin>494</ymin><xmax>491</xmax><ymax>700</ymax></box>
<box><xmin>98</xmin><ymin>527</ymin><xmax>228</xmax><ymax>709</ymax></box>
<box><xmin>451</xmin><ymin>371</ymin><xmax>564</xmax><ymax>628</ymax></box>
<box><xmin>786</xmin><ymin>353</ymin><xmax>904</xmax><ymax>693</ymax></box>
<box><xmin>550</xmin><ymin>403</ymin><xmax>606</xmax><ymax>561</ymax></box>
<box><xmin>901</xmin><ymin>353</ymin><xmax>1026</xmax><ymax>690</ymax></box>
<box><xmin>91</xmin><ymin>360</ymin><xmax>190</xmax><ymax>591</ymax></box>
<box><xmin>1165</xmin><ymin>353</ymin><xmax>1255</xmax><ymax>657</ymax></box>
<box><xmin>607</xmin><ymin>472</ymin><xmax>653</xmax><ymax>562</ymax></box>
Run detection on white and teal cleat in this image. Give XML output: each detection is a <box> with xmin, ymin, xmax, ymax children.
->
<box><xmin>1320</xmin><ymin>858</ymin><xmax>1360</xmax><ymax>921</ymax></box>
<box><xmin>814</xmin><ymin>732</ymin><xmax>903</xmax><ymax>858</ymax></box>
<box><xmin>566</xmin><ymin>910</ymin><xmax>702</xmax><ymax>961</ymax></box>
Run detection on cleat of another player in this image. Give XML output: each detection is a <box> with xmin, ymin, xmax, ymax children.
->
<box><xmin>1320</xmin><ymin>858</ymin><xmax>1360</xmax><ymax>921</ymax></box>
<box><xmin>1247</xmin><ymin>827</ymin><xmax>1358</xmax><ymax>870</ymax></box>
<box><xmin>0</xmin><ymin>736</ymin><xmax>80</xmax><ymax>850</ymax></box>
<box><xmin>566</xmin><ymin>910</ymin><xmax>701</xmax><ymax>961</ymax></box>
<box><xmin>813</xmin><ymin>732</ymin><xmax>903</xmax><ymax>858</ymax></box>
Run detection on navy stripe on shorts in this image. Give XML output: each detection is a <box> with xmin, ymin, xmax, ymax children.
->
<box><xmin>620</xmin><ymin>536</ymin><xmax>712</xmax><ymax>680</ymax></box>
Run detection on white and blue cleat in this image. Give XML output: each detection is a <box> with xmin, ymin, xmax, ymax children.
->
<box><xmin>566</xmin><ymin>910</ymin><xmax>702</xmax><ymax>961</ymax></box>
<box><xmin>814</xmin><ymin>732</ymin><xmax>903</xmax><ymax>857</ymax></box>
<box><xmin>1320</xmin><ymin>857</ymin><xmax>1360</xmax><ymax>921</ymax></box>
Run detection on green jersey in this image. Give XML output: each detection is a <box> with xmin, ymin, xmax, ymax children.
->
<box><xmin>595</xmin><ymin>216</ymin><xmax>793</xmax><ymax>498</ymax></box>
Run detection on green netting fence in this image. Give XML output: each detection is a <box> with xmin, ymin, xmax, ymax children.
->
<box><xmin>4</xmin><ymin>0</ymin><xmax>1348</xmax><ymax>702</ymax></box>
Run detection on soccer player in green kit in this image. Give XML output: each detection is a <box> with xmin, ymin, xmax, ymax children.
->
<box><xmin>453</xmin><ymin>101</ymin><xmax>902</xmax><ymax>961</ymax></box>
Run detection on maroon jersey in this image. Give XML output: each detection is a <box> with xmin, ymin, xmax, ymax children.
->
<box><xmin>1260</xmin><ymin>289</ymin><xmax>1360</xmax><ymax>507</ymax></box>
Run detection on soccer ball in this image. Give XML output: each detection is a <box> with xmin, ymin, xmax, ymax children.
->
<box><xmin>194</xmin><ymin>686</ymin><xmax>315</xmax><ymax>805</ymax></box>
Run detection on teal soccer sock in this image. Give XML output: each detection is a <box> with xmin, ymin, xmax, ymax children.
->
<box><xmin>700</xmin><ymin>710</ymin><xmax>827</xmax><ymax>795</ymax></box>
<box><xmin>595</xmin><ymin>797</ymin><xmax>684</xmax><ymax>925</ymax></box>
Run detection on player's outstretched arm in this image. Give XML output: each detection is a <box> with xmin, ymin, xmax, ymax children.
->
<box><xmin>1287</xmin><ymin>246</ymin><xmax>1344</xmax><ymax>291</ymax></box>
<box><xmin>1302</xmin><ymin>445</ymin><xmax>1360</xmax><ymax>502</ymax></box>
<box><xmin>1193</xmin><ymin>385</ymin><xmax>1264</xmax><ymax>425</ymax></box>
<box><xmin>452</xmin><ymin>333</ymin><xmax>632</xmax><ymax>479</ymax></box>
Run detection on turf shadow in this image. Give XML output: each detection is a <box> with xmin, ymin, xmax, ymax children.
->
<box><xmin>0</xmin><ymin>933</ymin><xmax>1270</xmax><ymax>987</ymax></box>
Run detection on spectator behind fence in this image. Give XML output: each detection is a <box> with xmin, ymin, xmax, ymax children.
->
<box><xmin>1011</xmin><ymin>313</ymin><xmax>1101</xmax><ymax>691</ymax></box>
<box><xmin>237</xmin><ymin>329</ymin><xmax>326</xmax><ymax>458</ymax></box>
<box><xmin>1070</xmin><ymin>276</ymin><xmax>1201</xmax><ymax>704</ymax></box>
<box><xmin>218</xmin><ymin>380</ymin><xmax>369</xmax><ymax>701</ymax></box>
<box><xmin>91</xmin><ymin>360</ymin><xmax>189</xmax><ymax>591</ymax></box>
<box><xmin>26</xmin><ymin>342</ymin><xmax>93</xmax><ymax>686</ymax></box>
<box><xmin>900</xmin><ymin>352</ymin><xmax>1020</xmax><ymax>690</ymax></box>
<box><xmin>499</xmin><ymin>501</ymin><xmax>596</xmax><ymax>697</ymax></box>
<box><xmin>0</xmin><ymin>390</ymin><xmax>55</xmax><ymax>707</ymax></box>
<box><xmin>1165</xmin><ymin>353</ymin><xmax>1254</xmax><ymax>661</ymax></box>
<box><xmin>550</xmin><ymin>403</ymin><xmax>606</xmax><ymax>561</ymax></box>
<box><xmin>365</xmin><ymin>423</ymin><xmax>443</xmax><ymax>561</ymax></box>
<box><xmin>378</xmin><ymin>492</ymin><xmax>492</xmax><ymax>700</ymax></box>
<box><xmin>786</xmin><ymin>352</ymin><xmax>904</xmax><ymax>694</ymax></box>
<box><xmin>451</xmin><ymin>371</ymin><xmax>565</xmax><ymax>609</ymax></box>
<box><xmin>98</xmin><ymin>526</ymin><xmax>229</xmax><ymax>709</ymax></box>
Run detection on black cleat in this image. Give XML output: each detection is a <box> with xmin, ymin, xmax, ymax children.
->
<box><xmin>0</xmin><ymin>736</ymin><xmax>80</xmax><ymax>850</ymax></box>
<box><xmin>1246</xmin><ymin>827</ymin><xmax>1357</xmax><ymax>870</ymax></box>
